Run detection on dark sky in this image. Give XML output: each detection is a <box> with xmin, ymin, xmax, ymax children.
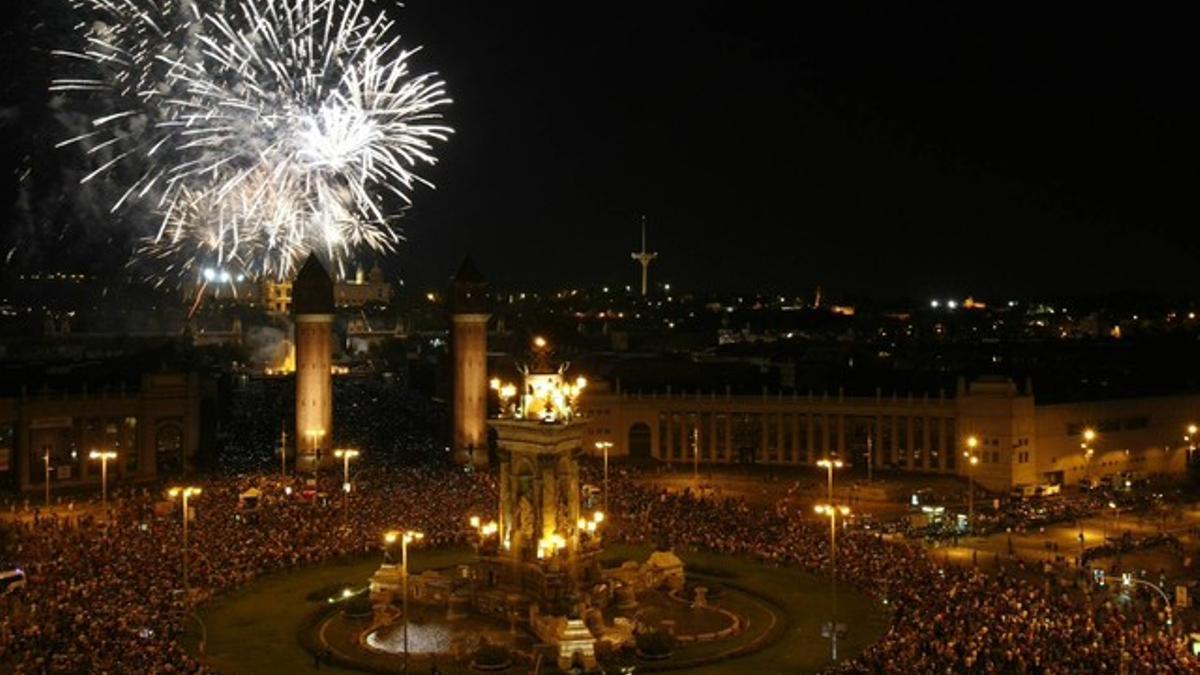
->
<box><xmin>4</xmin><ymin>2</ymin><xmax>1198</xmax><ymax>299</ymax></box>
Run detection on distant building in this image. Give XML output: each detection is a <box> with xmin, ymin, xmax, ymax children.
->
<box><xmin>263</xmin><ymin>264</ymin><xmax>392</xmax><ymax>315</ymax></box>
<box><xmin>335</xmin><ymin>265</ymin><xmax>393</xmax><ymax>307</ymax></box>
<box><xmin>0</xmin><ymin>371</ymin><xmax>208</xmax><ymax>493</ymax></box>
<box><xmin>578</xmin><ymin>376</ymin><xmax>1197</xmax><ymax>492</ymax></box>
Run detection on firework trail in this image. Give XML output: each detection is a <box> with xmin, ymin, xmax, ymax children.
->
<box><xmin>54</xmin><ymin>0</ymin><xmax>452</xmax><ymax>283</ymax></box>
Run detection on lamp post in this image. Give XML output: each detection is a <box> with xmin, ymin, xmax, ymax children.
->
<box><xmin>865</xmin><ymin>434</ymin><xmax>874</xmax><ymax>484</ymax></box>
<box><xmin>1081</xmin><ymin>427</ymin><xmax>1097</xmax><ymax>485</ymax></box>
<box><xmin>305</xmin><ymin>428</ymin><xmax>326</xmax><ymax>481</ymax></box>
<box><xmin>385</xmin><ymin>529</ymin><xmax>424</xmax><ymax>671</ymax></box>
<box><xmin>333</xmin><ymin>448</ymin><xmax>359</xmax><ymax>520</ymax></box>
<box><xmin>278</xmin><ymin>424</ymin><xmax>288</xmax><ymax>479</ymax></box>
<box><xmin>814</xmin><ymin>503</ymin><xmax>850</xmax><ymax>662</ymax></box>
<box><xmin>1185</xmin><ymin>424</ymin><xmax>1197</xmax><ymax>469</ymax></box>
<box><xmin>1107</xmin><ymin>501</ymin><xmax>1123</xmax><ymax>539</ymax></box>
<box><xmin>88</xmin><ymin>449</ymin><xmax>117</xmax><ymax>512</ymax></box>
<box><xmin>469</xmin><ymin>516</ymin><xmax>499</xmax><ymax>552</ymax></box>
<box><xmin>42</xmin><ymin>446</ymin><xmax>51</xmax><ymax>508</ymax></box>
<box><xmin>692</xmin><ymin>426</ymin><xmax>700</xmax><ymax>482</ymax></box>
<box><xmin>168</xmin><ymin>486</ymin><xmax>202</xmax><ymax>604</ymax></box>
<box><xmin>964</xmin><ymin>436</ymin><xmax>979</xmax><ymax>534</ymax></box>
<box><xmin>595</xmin><ymin>441</ymin><xmax>613</xmax><ymax>513</ymax></box>
<box><xmin>817</xmin><ymin>458</ymin><xmax>844</xmax><ymax>504</ymax></box>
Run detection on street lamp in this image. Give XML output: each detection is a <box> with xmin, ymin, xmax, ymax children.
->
<box><xmin>42</xmin><ymin>445</ymin><xmax>51</xmax><ymax>508</ymax></box>
<box><xmin>278</xmin><ymin>424</ymin><xmax>288</xmax><ymax>479</ymax></box>
<box><xmin>1185</xmin><ymin>424</ymin><xmax>1197</xmax><ymax>468</ymax></box>
<box><xmin>816</xmin><ymin>458</ymin><xmax>844</xmax><ymax>504</ymax></box>
<box><xmin>1107</xmin><ymin>501</ymin><xmax>1123</xmax><ymax>539</ymax></box>
<box><xmin>305</xmin><ymin>428</ymin><xmax>326</xmax><ymax>480</ymax></box>
<box><xmin>333</xmin><ymin>448</ymin><xmax>359</xmax><ymax>519</ymax></box>
<box><xmin>88</xmin><ymin>449</ymin><xmax>118</xmax><ymax>511</ymax></box>
<box><xmin>1081</xmin><ymin>427</ymin><xmax>1097</xmax><ymax>485</ymax></box>
<box><xmin>964</xmin><ymin>436</ymin><xmax>979</xmax><ymax>534</ymax></box>
<box><xmin>595</xmin><ymin>441</ymin><xmax>613</xmax><ymax>513</ymax></box>
<box><xmin>167</xmin><ymin>486</ymin><xmax>202</xmax><ymax>604</ymax></box>
<box><xmin>814</xmin><ymin>503</ymin><xmax>851</xmax><ymax>662</ymax></box>
<box><xmin>384</xmin><ymin>529</ymin><xmax>424</xmax><ymax>670</ymax></box>
<box><xmin>469</xmin><ymin>516</ymin><xmax>499</xmax><ymax>552</ymax></box>
<box><xmin>692</xmin><ymin>426</ymin><xmax>700</xmax><ymax>482</ymax></box>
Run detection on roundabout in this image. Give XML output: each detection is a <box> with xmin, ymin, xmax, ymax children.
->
<box><xmin>187</xmin><ymin>544</ymin><xmax>889</xmax><ymax>674</ymax></box>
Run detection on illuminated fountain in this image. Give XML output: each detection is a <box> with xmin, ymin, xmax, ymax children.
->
<box><xmin>357</xmin><ymin>338</ymin><xmax>725</xmax><ymax>671</ymax></box>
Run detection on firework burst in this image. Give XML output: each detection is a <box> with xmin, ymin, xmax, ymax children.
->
<box><xmin>54</xmin><ymin>0</ymin><xmax>452</xmax><ymax>282</ymax></box>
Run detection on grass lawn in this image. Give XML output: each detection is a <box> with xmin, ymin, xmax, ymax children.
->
<box><xmin>186</xmin><ymin>548</ymin><xmax>474</xmax><ymax>674</ymax></box>
<box><xmin>187</xmin><ymin>545</ymin><xmax>889</xmax><ymax>674</ymax></box>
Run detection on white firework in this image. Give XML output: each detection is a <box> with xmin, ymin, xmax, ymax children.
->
<box><xmin>54</xmin><ymin>0</ymin><xmax>452</xmax><ymax>282</ymax></box>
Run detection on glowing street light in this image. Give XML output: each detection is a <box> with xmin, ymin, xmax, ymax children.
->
<box><xmin>42</xmin><ymin>445</ymin><xmax>52</xmax><ymax>508</ymax></box>
<box><xmin>817</xmin><ymin>458</ymin><xmax>845</xmax><ymax>504</ymax></box>
<box><xmin>167</xmin><ymin>486</ymin><xmax>202</xmax><ymax>604</ymax></box>
<box><xmin>1185</xmin><ymin>424</ymin><xmax>1198</xmax><ymax>467</ymax></box>
<box><xmin>468</xmin><ymin>516</ymin><xmax>499</xmax><ymax>552</ymax></box>
<box><xmin>595</xmin><ymin>441</ymin><xmax>613</xmax><ymax>513</ymax></box>
<box><xmin>1079</xmin><ymin>427</ymin><xmax>1098</xmax><ymax>487</ymax></box>
<box><xmin>964</xmin><ymin>435</ymin><xmax>979</xmax><ymax>533</ymax></box>
<box><xmin>304</xmin><ymin>425</ymin><xmax>328</xmax><ymax>478</ymax></box>
<box><xmin>88</xmin><ymin>449</ymin><xmax>118</xmax><ymax>511</ymax></box>
<box><xmin>333</xmin><ymin>448</ymin><xmax>360</xmax><ymax>517</ymax></box>
<box><xmin>814</xmin><ymin>503</ymin><xmax>851</xmax><ymax>661</ymax></box>
<box><xmin>383</xmin><ymin>529</ymin><xmax>424</xmax><ymax>669</ymax></box>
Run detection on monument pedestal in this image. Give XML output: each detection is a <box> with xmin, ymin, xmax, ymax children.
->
<box><xmin>369</xmin><ymin>563</ymin><xmax>403</xmax><ymax>605</ymax></box>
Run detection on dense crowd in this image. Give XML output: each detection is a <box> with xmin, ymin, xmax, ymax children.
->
<box><xmin>217</xmin><ymin>377</ymin><xmax>450</xmax><ymax>474</ymax></box>
<box><xmin>1</xmin><ymin>457</ymin><xmax>1195</xmax><ymax>673</ymax></box>
<box><xmin>0</xmin><ymin>467</ymin><xmax>494</xmax><ymax>673</ymax></box>
<box><xmin>606</xmin><ymin>469</ymin><xmax>1194</xmax><ymax>673</ymax></box>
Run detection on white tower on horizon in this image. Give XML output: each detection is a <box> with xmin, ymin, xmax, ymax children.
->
<box><xmin>630</xmin><ymin>216</ymin><xmax>658</xmax><ymax>297</ymax></box>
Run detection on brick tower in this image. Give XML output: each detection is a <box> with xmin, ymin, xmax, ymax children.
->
<box><xmin>450</xmin><ymin>258</ymin><xmax>490</xmax><ymax>467</ymax></box>
<box><xmin>292</xmin><ymin>254</ymin><xmax>334</xmax><ymax>472</ymax></box>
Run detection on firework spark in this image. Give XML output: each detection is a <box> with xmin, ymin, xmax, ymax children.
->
<box><xmin>54</xmin><ymin>0</ymin><xmax>452</xmax><ymax>282</ymax></box>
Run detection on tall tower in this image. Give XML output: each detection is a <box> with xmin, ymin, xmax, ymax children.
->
<box><xmin>630</xmin><ymin>216</ymin><xmax>658</xmax><ymax>296</ymax></box>
<box><xmin>292</xmin><ymin>254</ymin><xmax>335</xmax><ymax>473</ymax></box>
<box><xmin>450</xmin><ymin>257</ymin><xmax>490</xmax><ymax>467</ymax></box>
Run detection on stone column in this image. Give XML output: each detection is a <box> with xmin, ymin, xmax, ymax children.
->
<box><xmin>499</xmin><ymin>459</ymin><xmax>511</xmax><ymax>542</ymax></box>
<box><xmin>665</xmin><ymin>413</ymin><xmax>673</xmax><ymax>463</ymax></box>
<box><xmin>775</xmin><ymin>413</ymin><xmax>784</xmax><ymax>463</ymax></box>
<box><xmin>874</xmin><ymin>414</ymin><xmax>885</xmax><ymax>470</ymax></box>
<box><xmin>541</xmin><ymin>465</ymin><xmax>557</xmax><ymax>540</ymax></box>
<box><xmin>922</xmin><ymin>417</ymin><xmax>933</xmax><ymax>471</ymax></box>
<box><xmin>905</xmin><ymin>416</ymin><xmax>915</xmax><ymax>469</ymax></box>
<box><xmin>890</xmin><ymin>415</ymin><xmax>900</xmax><ymax>466</ymax></box>
<box><xmin>567</xmin><ymin>458</ymin><xmax>581</xmax><ymax>556</ymax></box>
<box><xmin>938</xmin><ymin>417</ymin><xmax>949</xmax><ymax>471</ymax></box>
<box><xmin>792</xmin><ymin>414</ymin><xmax>801</xmax><ymax>464</ymax></box>
<box><xmin>760</xmin><ymin>414</ymin><xmax>768</xmax><ymax>463</ymax></box>
<box><xmin>724</xmin><ymin>414</ymin><xmax>732</xmax><ymax>461</ymax></box>
<box><xmin>806</xmin><ymin>413</ymin><xmax>815</xmax><ymax>464</ymax></box>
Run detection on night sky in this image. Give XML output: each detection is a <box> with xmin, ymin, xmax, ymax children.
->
<box><xmin>2</xmin><ymin>2</ymin><xmax>1198</xmax><ymax>298</ymax></box>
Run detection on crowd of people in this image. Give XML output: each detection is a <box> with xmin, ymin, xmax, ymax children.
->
<box><xmin>0</xmin><ymin>466</ymin><xmax>494</xmax><ymax>673</ymax></box>
<box><xmin>0</xmin><ymin>454</ymin><xmax>1196</xmax><ymax>672</ymax></box>
<box><xmin>606</xmin><ymin>469</ymin><xmax>1195</xmax><ymax>673</ymax></box>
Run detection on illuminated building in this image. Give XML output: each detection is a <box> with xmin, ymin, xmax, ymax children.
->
<box><xmin>577</xmin><ymin>376</ymin><xmax>1198</xmax><ymax>492</ymax></box>
<box><xmin>262</xmin><ymin>264</ymin><xmax>392</xmax><ymax>315</ymax></box>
